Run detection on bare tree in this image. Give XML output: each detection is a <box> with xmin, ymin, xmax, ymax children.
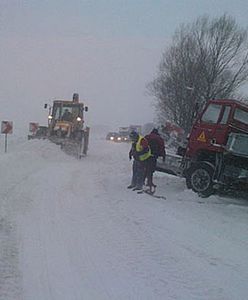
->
<box><xmin>149</xmin><ymin>15</ymin><xmax>248</xmax><ymax>132</ymax></box>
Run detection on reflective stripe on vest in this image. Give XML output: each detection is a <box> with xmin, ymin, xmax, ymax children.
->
<box><xmin>136</xmin><ymin>135</ymin><xmax>152</xmax><ymax>161</ymax></box>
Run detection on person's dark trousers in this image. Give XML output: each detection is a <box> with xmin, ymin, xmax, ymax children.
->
<box><xmin>145</xmin><ymin>156</ymin><xmax>157</xmax><ymax>187</ymax></box>
<box><xmin>131</xmin><ymin>160</ymin><xmax>146</xmax><ymax>189</ymax></box>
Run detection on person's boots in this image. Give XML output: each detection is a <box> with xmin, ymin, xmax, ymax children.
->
<box><xmin>127</xmin><ymin>184</ymin><xmax>135</xmax><ymax>189</ymax></box>
<box><xmin>133</xmin><ymin>186</ymin><xmax>143</xmax><ymax>191</ymax></box>
<box><xmin>147</xmin><ymin>181</ymin><xmax>156</xmax><ymax>194</ymax></box>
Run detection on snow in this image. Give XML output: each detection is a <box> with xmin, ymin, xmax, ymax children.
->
<box><xmin>1</xmin><ymin>128</ymin><xmax>248</xmax><ymax>300</ymax></box>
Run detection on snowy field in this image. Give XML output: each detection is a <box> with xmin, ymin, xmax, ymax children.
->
<box><xmin>1</xmin><ymin>127</ymin><xmax>248</xmax><ymax>300</ymax></box>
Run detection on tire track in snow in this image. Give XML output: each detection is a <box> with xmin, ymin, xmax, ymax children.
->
<box><xmin>0</xmin><ymin>139</ymin><xmax>73</xmax><ymax>300</ymax></box>
<box><xmin>0</xmin><ymin>217</ymin><xmax>22</xmax><ymax>300</ymax></box>
<box><xmin>56</xmin><ymin>140</ymin><xmax>172</xmax><ymax>299</ymax></box>
<box><xmin>0</xmin><ymin>149</ymin><xmax>52</xmax><ymax>300</ymax></box>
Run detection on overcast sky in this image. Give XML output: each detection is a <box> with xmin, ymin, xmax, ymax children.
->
<box><xmin>0</xmin><ymin>0</ymin><xmax>247</xmax><ymax>131</ymax></box>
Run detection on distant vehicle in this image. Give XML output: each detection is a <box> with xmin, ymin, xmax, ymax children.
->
<box><xmin>118</xmin><ymin>127</ymin><xmax>130</xmax><ymax>142</ymax></box>
<box><xmin>106</xmin><ymin>131</ymin><xmax>130</xmax><ymax>142</ymax></box>
<box><xmin>106</xmin><ymin>125</ymin><xmax>142</xmax><ymax>143</ymax></box>
<box><xmin>117</xmin><ymin>132</ymin><xmax>129</xmax><ymax>142</ymax></box>
<box><xmin>106</xmin><ymin>132</ymin><xmax>119</xmax><ymax>141</ymax></box>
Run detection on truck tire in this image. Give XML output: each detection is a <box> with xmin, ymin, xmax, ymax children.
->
<box><xmin>56</xmin><ymin>129</ymin><xmax>63</xmax><ymax>138</ymax></box>
<box><xmin>186</xmin><ymin>162</ymin><xmax>214</xmax><ymax>197</ymax></box>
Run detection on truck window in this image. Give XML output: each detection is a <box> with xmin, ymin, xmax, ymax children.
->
<box><xmin>220</xmin><ymin>106</ymin><xmax>231</xmax><ymax>124</ymax></box>
<box><xmin>201</xmin><ymin>104</ymin><xmax>222</xmax><ymax>124</ymax></box>
<box><xmin>233</xmin><ymin>108</ymin><xmax>248</xmax><ymax>125</ymax></box>
<box><xmin>227</xmin><ymin>133</ymin><xmax>248</xmax><ymax>156</ymax></box>
<box><xmin>62</xmin><ymin>107</ymin><xmax>73</xmax><ymax>115</ymax></box>
<box><xmin>54</xmin><ymin>107</ymin><xmax>60</xmax><ymax>120</ymax></box>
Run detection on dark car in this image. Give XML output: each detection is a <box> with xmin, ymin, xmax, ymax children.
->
<box><xmin>117</xmin><ymin>132</ymin><xmax>130</xmax><ymax>142</ymax></box>
<box><xmin>106</xmin><ymin>132</ymin><xmax>119</xmax><ymax>141</ymax></box>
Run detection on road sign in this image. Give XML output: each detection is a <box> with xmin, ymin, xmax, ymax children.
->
<box><xmin>1</xmin><ymin>121</ymin><xmax>13</xmax><ymax>134</ymax></box>
<box><xmin>29</xmin><ymin>122</ymin><xmax>39</xmax><ymax>133</ymax></box>
<box><xmin>197</xmin><ymin>131</ymin><xmax>206</xmax><ymax>142</ymax></box>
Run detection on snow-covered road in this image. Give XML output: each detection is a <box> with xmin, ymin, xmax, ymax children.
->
<box><xmin>1</xmin><ymin>128</ymin><xmax>248</xmax><ymax>300</ymax></box>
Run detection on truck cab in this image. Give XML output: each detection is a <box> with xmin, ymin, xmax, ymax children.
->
<box><xmin>157</xmin><ymin>98</ymin><xmax>248</xmax><ymax>197</ymax></box>
<box><xmin>49</xmin><ymin>96</ymin><xmax>87</xmax><ymax>139</ymax></box>
<box><xmin>186</xmin><ymin>99</ymin><xmax>248</xmax><ymax>161</ymax></box>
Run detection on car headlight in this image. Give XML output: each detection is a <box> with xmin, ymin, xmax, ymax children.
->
<box><xmin>48</xmin><ymin>115</ymin><xmax>53</xmax><ymax>120</ymax></box>
<box><xmin>76</xmin><ymin>117</ymin><xmax>82</xmax><ymax>122</ymax></box>
<box><xmin>117</xmin><ymin>137</ymin><xmax>121</xmax><ymax>141</ymax></box>
<box><xmin>110</xmin><ymin>136</ymin><xmax>114</xmax><ymax>140</ymax></box>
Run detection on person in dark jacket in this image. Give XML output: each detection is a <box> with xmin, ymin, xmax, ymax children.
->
<box><xmin>62</xmin><ymin>109</ymin><xmax>72</xmax><ymax>121</ymax></box>
<box><xmin>127</xmin><ymin>131</ymin><xmax>152</xmax><ymax>191</ymax></box>
<box><xmin>144</xmin><ymin>128</ymin><xmax>166</xmax><ymax>192</ymax></box>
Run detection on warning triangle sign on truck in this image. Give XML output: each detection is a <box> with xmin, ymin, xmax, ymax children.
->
<box><xmin>197</xmin><ymin>131</ymin><xmax>206</xmax><ymax>142</ymax></box>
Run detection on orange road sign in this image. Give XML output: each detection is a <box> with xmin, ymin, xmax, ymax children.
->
<box><xmin>29</xmin><ymin>122</ymin><xmax>39</xmax><ymax>133</ymax></box>
<box><xmin>1</xmin><ymin>121</ymin><xmax>13</xmax><ymax>134</ymax></box>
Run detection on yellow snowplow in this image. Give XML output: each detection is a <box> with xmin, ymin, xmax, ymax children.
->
<box><xmin>29</xmin><ymin>93</ymin><xmax>90</xmax><ymax>158</ymax></box>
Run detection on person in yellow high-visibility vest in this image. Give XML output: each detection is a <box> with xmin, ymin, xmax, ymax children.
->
<box><xmin>127</xmin><ymin>131</ymin><xmax>152</xmax><ymax>191</ymax></box>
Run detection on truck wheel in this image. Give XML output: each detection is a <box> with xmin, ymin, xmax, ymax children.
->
<box><xmin>186</xmin><ymin>163</ymin><xmax>214</xmax><ymax>197</ymax></box>
<box><xmin>56</xmin><ymin>129</ymin><xmax>63</xmax><ymax>138</ymax></box>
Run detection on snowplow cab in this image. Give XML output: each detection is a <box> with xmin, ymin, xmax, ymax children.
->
<box><xmin>48</xmin><ymin>100</ymin><xmax>85</xmax><ymax>138</ymax></box>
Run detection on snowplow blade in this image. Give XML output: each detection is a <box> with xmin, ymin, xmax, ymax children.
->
<box><xmin>28</xmin><ymin>126</ymin><xmax>48</xmax><ymax>140</ymax></box>
<box><xmin>51</xmin><ymin>127</ymin><xmax>90</xmax><ymax>159</ymax></box>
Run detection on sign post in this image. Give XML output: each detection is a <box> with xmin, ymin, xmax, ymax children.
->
<box><xmin>4</xmin><ymin>133</ymin><xmax>7</xmax><ymax>153</ymax></box>
<box><xmin>1</xmin><ymin>121</ymin><xmax>13</xmax><ymax>153</ymax></box>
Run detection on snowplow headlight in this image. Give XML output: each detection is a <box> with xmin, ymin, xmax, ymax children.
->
<box><xmin>48</xmin><ymin>115</ymin><xmax>53</xmax><ymax>120</ymax></box>
<box><xmin>76</xmin><ymin>117</ymin><xmax>82</xmax><ymax>122</ymax></box>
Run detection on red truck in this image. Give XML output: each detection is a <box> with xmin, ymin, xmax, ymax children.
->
<box><xmin>156</xmin><ymin>98</ymin><xmax>248</xmax><ymax>196</ymax></box>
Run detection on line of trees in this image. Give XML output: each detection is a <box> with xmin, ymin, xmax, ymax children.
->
<box><xmin>148</xmin><ymin>14</ymin><xmax>248</xmax><ymax>133</ymax></box>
